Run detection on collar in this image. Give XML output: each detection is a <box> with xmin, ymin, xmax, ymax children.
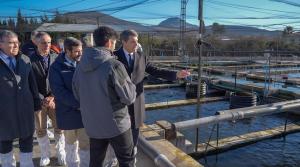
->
<box><xmin>64</xmin><ymin>53</ymin><xmax>76</xmax><ymax>67</ymax></box>
<box><xmin>37</xmin><ymin>54</ymin><xmax>49</xmax><ymax>61</ymax></box>
<box><xmin>0</xmin><ymin>50</ymin><xmax>16</xmax><ymax>61</ymax></box>
<box><xmin>0</xmin><ymin>50</ymin><xmax>16</xmax><ymax>67</ymax></box>
<box><xmin>95</xmin><ymin>47</ymin><xmax>114</xmax><ymax>57</ymax></box>
<box><xmin>36</xmin><ymin>51</ymin><xmax>49</xmax><ymax>59</ymax></box>
<box><xmin>123</xmin><ymin>48</ymin><xmax>133</xmax><ymax>56</ymax></box>
<box><xmin>122</xmin><ymin>48</ymin><xmax>134</xmax><ymax>64</ymax></box>
<box><xmin>0</xmin><ymin>50</ymin><xmax>10</xmax><ymax>59</ymax></box>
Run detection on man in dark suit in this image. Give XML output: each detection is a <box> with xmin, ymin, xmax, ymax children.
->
<box><xmin>114</xmin><ymin>29</ymin><xmax>190</xmax><ymax>159</ymax></box>
<box><xmin>30</xmin><ymin>32</ymin><xmax>66</xmax><ymax>166</ymax></box>
<box><xmin>0</xmin><ymin>30</ymin><xmax>41</xmax><ymax>167</ymax></box>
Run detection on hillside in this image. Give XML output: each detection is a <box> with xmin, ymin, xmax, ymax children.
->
<box><xmin>60</xmin><ymin>11</ymin><xmax>281</xmax><ymax>37</ymax></box>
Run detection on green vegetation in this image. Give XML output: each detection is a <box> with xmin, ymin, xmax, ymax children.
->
<box><xmin>0</xmin><ymin>9</ymin><xmax>76</xmax><ymax>42</ymax></box>
<box><xmin>0</xmin><ymin>10</ymin><xmax>298</xmax><ymax>56</ymax></box>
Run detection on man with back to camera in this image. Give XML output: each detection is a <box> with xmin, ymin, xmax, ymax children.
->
<box><xmin>30</xmin><ymin>31</ymin><xmax>66</xmax><ymax>166</ymax></box>
<box><xmin>21</xmin><ymin>31</ymin><xmax>38</xmax><ymax>57</ymax></box>
<box><xmin>114</xmin><ymin>29</ymin><xmax>190</xmax><ymax>160</ymax></box>
<box><xmin>72</xmin><ymin>26</ymin><xmax>136</xmax><ymax>167</ymax></box>
<box><xmin>49</xmin><ymin>37</ymin><xmax>90</xmax><ymax>167</ymax></box>
<box><xmin>0</xmin><ymin>30</ymin><xmax>41</xmax><ymax>167</ymax></box>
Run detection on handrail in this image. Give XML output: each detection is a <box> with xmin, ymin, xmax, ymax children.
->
<box><xmin>173</xmin><ymin>99</ymin><xmax>300</xmax><ymax>131</ymax></box>
<box><xmin>138</xmin><ymin>136</ymin><xmax>176</xmax><ymax>167</ymax></box>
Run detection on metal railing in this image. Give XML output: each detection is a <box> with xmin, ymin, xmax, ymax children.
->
<box><xmin>138</xmin><ymin>136</ymin><xmax>176</xmax><ymax>167</ymax></box>
<box><xmin>173</xmin><ymin>99</ymin><xmax>300</xmax><ymax>131</ymax></box>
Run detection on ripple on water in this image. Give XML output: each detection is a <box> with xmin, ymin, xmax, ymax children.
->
<box><xmin>145</xmin><ymin>88</ymin><xmax>300</xmax><ymax>167</ymax></box>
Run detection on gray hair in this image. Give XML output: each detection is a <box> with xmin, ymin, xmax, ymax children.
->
<box><xmin>0</xmin><ymin>30</ymin><xmax>18</xmax><ymax>42</ymax></box>
<box><xmin>64</xmin><ymin>37</ymin><xmax>82</xmax><ymax>51</ymax></box>
<box><xmin>35</xmin><ymin>31</ymin><xmax>51</xmax><ymax>43</ymax></box>
<box><xmin>120</xmin><ymin>30</ymin><xmax>138</xmax><ymax>42</ymax></box>
<box><xmin>30</xmin><ymin>31</ymin><xmax>39</xmax><ymax>40</ymax></box>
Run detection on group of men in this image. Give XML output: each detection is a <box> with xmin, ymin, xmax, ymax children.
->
<box><xmin>0</xmin><ymin>26</ymin><xmax>190</xmax><ymax>167</ymax></box>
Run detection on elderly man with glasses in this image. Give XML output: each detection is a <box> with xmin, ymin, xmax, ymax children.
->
<box><xmin>0</xmin><ymin>30</ymin><xmax>41</xmax><ymax>167</ymax></box>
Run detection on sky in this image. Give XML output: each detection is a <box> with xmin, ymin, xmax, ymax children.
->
<box><xmin>0</xmin><ymin>0</ymin><xmax>300</xmax><ymax>31</ymax></box>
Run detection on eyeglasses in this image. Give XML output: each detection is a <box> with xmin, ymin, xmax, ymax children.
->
<box><xmin>0</xmin><ymin>41</ymin><xmax>21</xmax><ymax>45</ymax></box>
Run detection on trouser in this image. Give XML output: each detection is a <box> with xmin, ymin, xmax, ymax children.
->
<box><xmin>128</xmin><ymin>105</ymin><xmax>140</xmax><ymax>147</ymax></box>
<box><xmin>65</xmin><ymin>128</ymin><xmax>90</xmax><ymax>167</ymax></box>
<box><xmin>0</xmin><ymin>135</ymin><xmax>33</xmax><ymax>153</ymax></box>
<box><xmin>35</xmin><ymin>104</ymin><xmax>65</xmax><ymax>166</ymax></box>
<box><xmin>131</xmin><ymin>128</ymin><xmax>139</xmax><ymax>148</ymax></box>
<box><xmin>35</xmin><ymin>104</ymin><xmax>62</xmax><ymax>137</ymax></box>
<box><xmin>129</xmin><ymin>106</ymin><xmax>140</xmax><ymax>161</ymax></box>
<box><xmin>65</xmin><ymin>128</ymin><xmax>90</xmax><ymax>150</ymax></box>
<box><xmin>89</xmin><ymin>129</ymin><xmax>134</xmax><ymax>167</ymax></box>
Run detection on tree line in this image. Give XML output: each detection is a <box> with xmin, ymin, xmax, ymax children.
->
<box><xmin>139</xmin><ymin>26</ymin><xmax>300</xmax><ymax>58</ymax></box>
<box><xmin>1</xmin><ymin>9</ymin><xmax>298</xmax><ymax>57</ymax></box>
<box><xmin>0</xmin><ymin>9</ymin><xmax>76</xmax><ymax>42</ymax></box>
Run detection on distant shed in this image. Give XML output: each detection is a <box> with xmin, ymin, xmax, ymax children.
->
<box><xmin>35</xmin><ymin>23</ymin><xmax>98</xmax><ymax>33</ymax></box>
<box><xmin>35</xmin><ymin>23</ymin><xmax>100</xmax><ymax>47</ymax></box>
<box><xmin>35</xmin><ymin>23</ymin><xmax>141</xmax><ymax>33</ymax></box>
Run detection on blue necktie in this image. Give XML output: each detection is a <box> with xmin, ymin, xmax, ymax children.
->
<box><xmin>43</xmin><ymin>57</ymin><xmax>49</xmax><ymax>73</ymax></box>
<box><xmin>43</xmin><ymin>57</ymin><xmax>48</xmax><ymax>70</ymax></box>
<box><xmin>8</xmin><ymin>57</ymin><xmax>15</xmax><ymax>72</ymax></box>
<box><xmin>128</xmin><ymin>54</ymin><xmax>134</xmax><ymax>68</ymax></box>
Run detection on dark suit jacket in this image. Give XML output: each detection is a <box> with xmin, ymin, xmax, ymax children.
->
<box><xmin>30</xmin><ymin>52</ymin><xmax>58</xmax><ymax>99</ymax></box>
<box><xmin>0</xmin><ymin>53</ymin><xmax>41</xmax><ymax>140</ymax></box>
<box><xmin>114</xmin><ymin>47</ymin><xmax>177</xmax><ymax>128</ymax></box>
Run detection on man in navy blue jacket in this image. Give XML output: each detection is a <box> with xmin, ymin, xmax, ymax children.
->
<box><xmin>49</xmin><ymin>37</ymin><xmax>89</xmax><ymax>167</ymax></box>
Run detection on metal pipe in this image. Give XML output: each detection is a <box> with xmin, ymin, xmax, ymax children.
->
<box><xmin>219</xmin><ymin>99</ymin><xmax>300</xmax><ymax>114</ymax></box>
<box><xmin>173</xmin><ymin>99</ymin><xmax>300</xmax><ymax>131</ymax></box>
<box><xmin>138</xmin><ymin>136</ymin><xmax>176</xmax><ymax>167</ymax></box>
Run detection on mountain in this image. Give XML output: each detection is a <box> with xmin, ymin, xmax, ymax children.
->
<box><xmin>205</xmin><ymin>25</ymin><xmax>281</xmax><ymax>37</ymax></box>
<box><xmin>60</xmin><ymin>11</ymin><xmax>281</xmax><ymax>37</ymax></box>
<box><xmin>157</xmin><ymin>18</ymin><xmax>280</xmax><ymax>37</ymax></box>
<box><xmin>62</xmin><ymin>11</ymin><xmax>152</xmax><ymax>32</ymax></box>
<box><xmin>158</xmin><ymin>17</ymin><xmax>198</xmax><ymax>29</ymax></box>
